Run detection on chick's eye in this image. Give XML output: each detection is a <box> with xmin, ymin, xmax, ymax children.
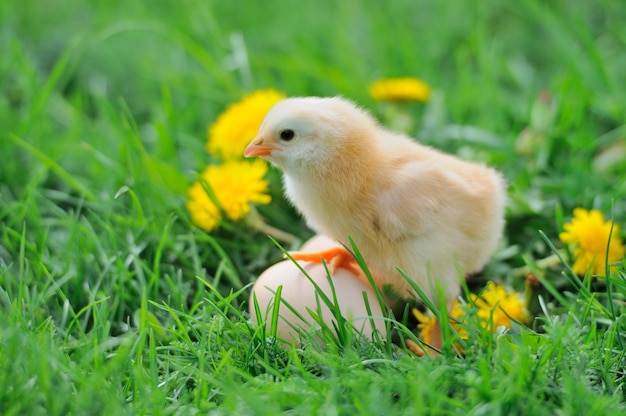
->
<box><xmin>279</xmin><ymin>129</ymin><xmax>295</xmax><ymax>141</ymax></box>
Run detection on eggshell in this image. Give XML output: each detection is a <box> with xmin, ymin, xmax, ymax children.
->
<box><xmin>249</xmin><ymin>236</ymin><xmax>388</xmax><ymax>343</ymax></box>
<box><xmin>299</xmin><ymin>234</ymin><xmax>343</xmax><ymax>252</ymax></box>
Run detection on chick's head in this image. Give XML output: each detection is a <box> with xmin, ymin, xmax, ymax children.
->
<box><xmin>244</xmin><ymin>96</ymin><xmax>377</xmax><ymax>173</ymax></box>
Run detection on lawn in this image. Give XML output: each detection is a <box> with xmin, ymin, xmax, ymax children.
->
<box><xmin>2</xmin><ymin>0</ymin><xmax>626</xmax><ymax>414</ymax></box>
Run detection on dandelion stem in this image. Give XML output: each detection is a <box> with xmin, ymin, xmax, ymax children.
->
<box><xmin>510</xmin><ymin>252</ymin><xmax>562</xmax><ymax>278</ymax></box>
<box><xmin>245</xmin><ymin>206</ymin><xmax>299</xmax><ymax>245</ymax></box>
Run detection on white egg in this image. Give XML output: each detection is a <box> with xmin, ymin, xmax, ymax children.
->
<box><xmin>249</xmin><ymin>235</ymin><xmax>388</xmax><ymax>343</ymax></box>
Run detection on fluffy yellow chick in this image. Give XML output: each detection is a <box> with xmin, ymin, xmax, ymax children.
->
<box><xmin>244</xmin><ymin>96</ymin><xmax>506</xmax><ymax>307</ymax></box>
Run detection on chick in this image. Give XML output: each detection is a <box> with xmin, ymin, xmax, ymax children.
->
<box><xmin>244</xmin><ymin>96</ymin><xmax>506</xmax><ymax>307</ymax></box>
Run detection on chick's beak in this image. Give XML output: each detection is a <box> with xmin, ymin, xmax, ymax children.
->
<box><xmin>244</xmin><ymin>137</ymin><xmax>277</xmax><ymax>158</ymax></box>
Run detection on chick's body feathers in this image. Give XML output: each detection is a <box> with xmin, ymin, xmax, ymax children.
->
<box><xmin>246</xmin><ymin>97</ymin><xmax>506</xmax><ymax>304</ymax></box>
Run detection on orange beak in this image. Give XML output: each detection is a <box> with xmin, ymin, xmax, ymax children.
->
<box><xmin>244</xmin><ymin>137</ymin><xmax>277</xmax><ymax>158</ymax></box>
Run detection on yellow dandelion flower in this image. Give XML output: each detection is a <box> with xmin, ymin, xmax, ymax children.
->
<box><xmin>187</xmin><ymin>159</ymin><xmax>271</xmax><ymax>232</ymax></box>
<box><xmin>413</xmin><ymin>308</ymin><xmax>439</xmax><ymax>346</ymax></box>
<box><xmin>369</xmin><ymin>77</ymin><xmax>432</xmax><ymax>102</ymax></box>
<box><xmin>448</xmin><ymin>300</ymin><xmax>469</xmax><ymax>340</ymax></box>
<box><xmin>412</xmin><ymin>285</ymin><xmax>530</xmax><ymax>355</ymax></box>
<box><xmin>559</xmin><ymin>208</ymin><xmax>625</xmax><ymax>276</ymax></box>
<box><xmin>207</xmin><ymin>89</ymin><xmax>286</xmax><ymax>160</ymax></box>
<box><xmin>449</xmin><ymin>299</ymin><xmax>466</xmax><ymax>320</ymax></box>
<box><xmin>414</xmin><ymin>300</ymin><xmax>469</xmax><ymax>346</ymax></box>
<box><xmin>472</xmin><ymin>282</ymin><xmax>530</xmax><ymax>330</ymax></box>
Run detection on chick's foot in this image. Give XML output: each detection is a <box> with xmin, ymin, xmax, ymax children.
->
<box><xmin>289</xmin><ymin>247</ymin><xmax>362</xmax><ymax>277</ymax></box>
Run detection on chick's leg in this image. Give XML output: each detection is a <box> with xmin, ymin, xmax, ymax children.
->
<box><xmin>289</xmin><ymin>247</ymin><xmax>364</xmax><ymax>279</ymax></box>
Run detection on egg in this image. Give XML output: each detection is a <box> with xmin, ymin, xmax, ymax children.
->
<box><xmin>249</xmin><ymin>235</ymin><xmax>388</xmax><ymax>343</ymax></box>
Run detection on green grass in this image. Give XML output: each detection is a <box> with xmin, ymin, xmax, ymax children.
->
<box><xmin>2</xmin><ymin>0</ymin><xmax>626</xmax><ymax>414</ymax></box>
